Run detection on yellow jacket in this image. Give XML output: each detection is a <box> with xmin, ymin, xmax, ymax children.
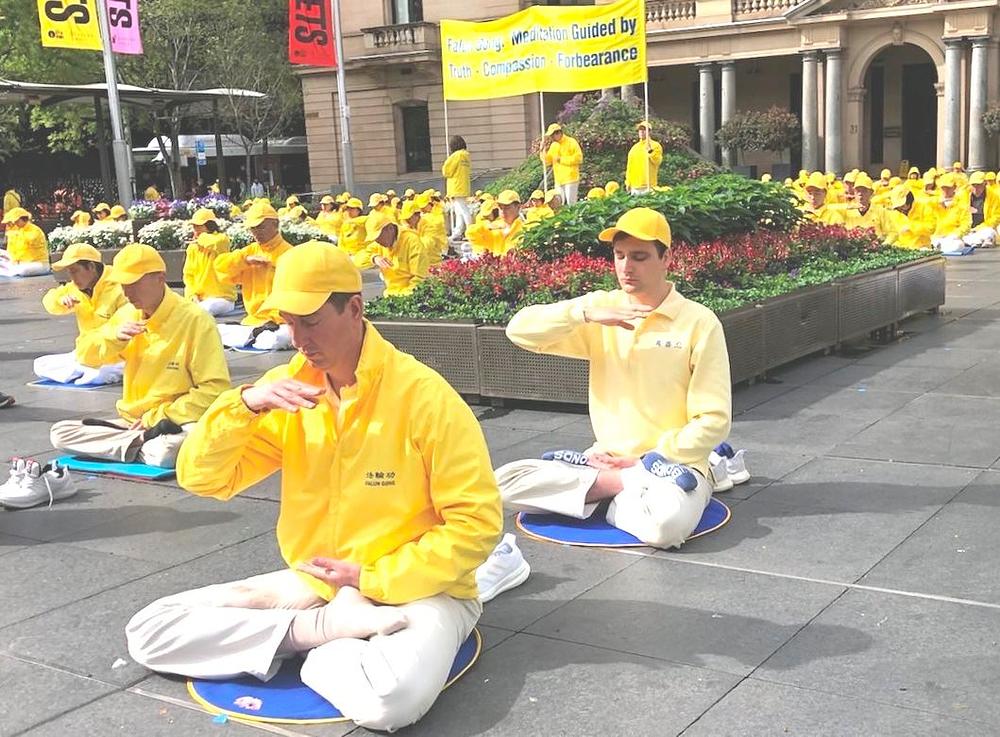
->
<box><xmin>315</xmin><ymin>209</ymin><xmax>342</xmax><ymax>236</ymax></box>
<box><xmin>931</xmin><ymin>200</ymin><xmax>972</xmax><ymax>239</ymax></box>
<box><xmin>417</xmin><ymin>211</ymin><xmax>447</xmax><ymax>267</ymax></box>
<box><xmin>467</xmin><ymin>217</ymin><xmax>524</xmax><ymax>257</ymax></box>
<box><xmin>886</xmin><ymin>209</ymin><xmax>933</xmax><ymax>249</ymax></box>
<box><xmin>6</xmin><ymin>222</ymin><xmax>48</xmax><ymax>263</ymax></box>
<box><xmin>143</xmin><ymin>186</ymin><xmax>161</xmax><ymax>201</ymax></box>
<box><xmin>625</xmin><ymin>139</ymin><xmax>664</xmax><ymax>190</ymax></box>
<box><xmin>372</xmin><ymin>226</ymin><xmax>429</xmax><ymax>296</ymax></box>
<box><xmin>506</xmin><ymin>287</ymin><xmax>732</xmax><ymax>478</ymax></box>
<box><xmin>844</xmin><ymin>203</ymin><xmax>893</xmax><ymax>240</ymax></box>
<box><xmin>801</xmin><ymin>204</ymin><xmax>845</xmax><ymax>226</ymax></box>
<box><xmin>184</xmin><ymin>233</ymin><xmax>237</xmax><ymax>302</ymax></box>
<box><xmin>543</xmin><ymin>135</ymin><xmax>584</xmax><ymax>186</ymax></box>
<box><xmin>77</xmin><ymin>289</ymin><xmax>231</xmax><ymax>427</ymax></box>
<box><xmin>214</xmin><ymin>233</ymin><xmax>292</xmax><ymax>326</ymax></box>
<box><xmin>338</xmin><ymin>215</ymin><xmax>368</xmax><ymax>255</ymax></box>
<box><xmin>42</xmin><ymin>269</ymin><xmax>127</xmax><ymax>362</ymax></box>
<box><xmin>175</xmin><ymin>323</ymin><xmax>502</xmax><ymax>604</ymax></box>
<box><xmin>442</xmin><ymin>150</ymin><xmax>472</xmax><ymax>198</ymax></box>
<box><xmin>962</xmin><ymin>187</ymin><xmax>1000</xmax><ymax>229</ymax></box>
<box><xmin>525</xmin><ymin>205</ymin><xmax>554</xmax><ymax>224</ymax></box>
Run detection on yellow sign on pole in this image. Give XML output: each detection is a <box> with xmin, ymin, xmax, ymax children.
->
<box><xmin>441</xmin><ymin>0</ymin><xmax>646</xmax><ymax>101</ymax></box>
<box><xmin>38</xmin><ymin>0</ymin><xmax>103</xmax><ymax>51</ymax></box>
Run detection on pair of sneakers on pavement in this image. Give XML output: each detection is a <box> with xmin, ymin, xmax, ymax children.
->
<box><xmin>477</xmin><ymin>450</ymin><xmax>706</xmax><ymax>603</ymax></box>
<box><xmin>0</xmin><ymin>458</ymin><xmax>77</xmax><ymax>510</ymax></box>
<box><xmin>708</xmin><ymin>442</ymin><xmax>751</xmax><ymax>493</ymax></box>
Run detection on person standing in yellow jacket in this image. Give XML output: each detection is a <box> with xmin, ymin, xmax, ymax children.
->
<box><xmin>496</xmin><ymin>208</ymin><xmax>732</xmax><ymax>549</ymax></box>
<box><xmin>125</xmin><ymin>243</ymin><xmax>501</xmax><ymax>732</ymax></box>
<box><xmin>337</xmin><ymin>198</ymin><xmax>367</xmax><ymax>256</ymax></box>
<box><xmin>442</xmin><ymin>136</ymin><xmax>472</xmax><ymax>242</ymax></box>
<box><xmin>49</xmin><ymin>243</ymin><xmax>231</xmax><ymax>468</ymax></box>
<box><xmin>962</xmin><ymin>171</ymin><xmax>1000</xmax><ymax>248</ymax></box>
<box><xmin>0</xmin><ymin>207</ymin><xmax>50</xmax><ymax>277</ymax></box>
<box><xmin>541</xmin><ymin>123</ymin><xmax>583</xmax><ymax>205</ymax></box>
<box><xmin>315</xmin><ymin>195</ymin><xmax>342</xmax><ymax>237</ymax></box>
<box><xmin>625</xmin><ymin>121</ymin><xmax>664</xmax><ymax>194</ymax></box>
<box><xmin>360</xmin><ymin>215</ymin><xmax>429</xmax><ymax>296</ymax></box>
<box><xmin>35</xmin><ymin>243</ymin><xmax>128</xmax><ymax>386</ymax></box>
<box><xmin>215</xmin><ymin>201</ymin><xmax>294</xmax><ymax>350</ymax></box>
<box><xmin>184</xmin><ymin>208</ymin><xmax>237</xmax><ymax>317</ymax></box>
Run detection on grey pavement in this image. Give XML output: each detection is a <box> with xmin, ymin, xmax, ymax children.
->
<box><xmin>2</xmin><ymin>253</ymin><xmax>1000</xmax><ymax>736</ymax></box>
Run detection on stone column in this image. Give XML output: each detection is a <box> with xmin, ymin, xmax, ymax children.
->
<box><xmin>621</xmin><ymin>84</ymin><xmax>638</xmax><ymax>101</ymax></box>
<box><xmin>824</xmin><ymin>49</ymin><xmax>843</xmax><ymax>174</ymax></box>
<box><xmin>698</xmin><ymin>62</ymin><xmax>717</xmax><ymax>160</ymax></box>
<box><xmin>943</xmin><ymin>38</ymin><xmax>964</xmax><ymax>168</ymax></box>
<box><xmin>720</xmin><ymin>61</ymin><xmax>737</xmax><ymax>168</ymax></box>
<box><xmin>969</xmin><ymin>37</ymin><xmax>989</xmax><ymax>171</ymax></box>
<box><xmin>801</xmin><ymin>51</ymin><xmax>819</xmax><ymax>172</ymax></box>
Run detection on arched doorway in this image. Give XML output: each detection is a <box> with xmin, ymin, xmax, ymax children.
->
<box><xmin>863</xmin><ymin>43</ymin><xmax>938</xmax><ymax>172</ymax></box>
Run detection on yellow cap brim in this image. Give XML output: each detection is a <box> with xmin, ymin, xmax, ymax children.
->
<box><xmin>107</xmin><ymin>269</ymin><xmax>146</xmax><ymax>285</ymax></box>
<box><xmin>52</xmin><ymin>256</ymin><xmax>84</xmax><ymax>270</ymax></box>
<box><xmin>244</xmin><ymin>214</ymin><xmax>276</xmax><ymax>228</ymax></box>
<box><xmin>598</xmin><ymin>225</ymin><xmax>659</xmax><ymax>243</ymax></box>
<box><xmin>260</xmin><ymin>289</ymin><xmax>329</xmax><ymax>317</ymax></box>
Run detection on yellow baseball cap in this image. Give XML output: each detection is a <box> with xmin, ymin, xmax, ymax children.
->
<box><xmin>587</xmin><ymin>187</ymin><xmax>606</xmax><ymax>200</ymax></box>
<box><xmin>952</xmin><ymin>161</ymin><xmax>964</xmax><ymax>170</ymax></box>
<box><xmin>908</xmin><ymin>166</ymin><xmax>920</xmax><ymax>177</ymax></box>
<box><xmin>987</xmin><ymin>172</ymin><xmax>997</xmax><ymax>182</ymax></box>
<box><xmin>854</xmin><ymin>173</ymin><xmax>874</xmax><ymax>191</ymax></box>
<box><xmin>969</xmin><ymin>171</ymin><xmax>986</xmax><ymax>185</ymax></box>
<box><xmin>369</xmin><ymin>193</ymin><xmax>387</xmax><ymax>208</ymax></box>
<box><xmin>938</xmin><ymin>173</ymin><xmax>958</xmax><ymax>189</ymax></box>
<box><xmin>890</xmin><ymin>186</ymin><xmax>911</xmax><ymax>209</ymax></box>
<box><xmin>843</xmin><ymin>171</ymin><xmax>857</xmax><ymax>184</ymax></box>
<box><xmin>365</xmin><ymin>213</ymin><xmax>396</xmax><ymax>243</ymax></box>
<box><xmin>544</xmin><ymin>189</ymin><xmax>560</xmax><ymax>204</ymax></box>
<box><xmin>52</xmin><ymin>242</ymin><xmax>102</xmax><ymax>270</ymax></box>
<box><xmin>110</xmin><ymin>205</ymin><xmax>128</xmax><ymax>219</ymax></box>
<box><xmin>93</xmin><ymin>202</ymin><xmax>111</xmax><ymax>214</ymax></box>
<box><xmin>345</xmin><ymin>197</ymin><xmax>363</xmax><ymax>210</ymax></box>
<box><xmin>107</xmin><ymin>243</ymin><xmax>166</xmax><ymax>284</ymax></box>
<box><xmin>400</xmin><ymin>201</ymin><xmax>421</xmax><ymax>221</ymax></box>
<box><xmin>335</xmin><ymin>194</ymin><xmax>348</xmax><ymax>204</ymax></box>
<box><xmin>320</xmin><ymin>195</ymin><xmax>335</xmax><ymax>205</ymax></box>
<box><xmin>286</xmin><ymin>195</ymin><xmax>299</xmax><ymax>206</ymax></box>
<box><xmin>606</xmin><ymin>181</ymin><xmax>620</xmax><ymax>194</ymax></box>
<box><xmin>497</xmin><ymin>190</ymin><xmax>521</xmax><ymax>206</ymax></box>
<box><xmin>635</xmin><ymin>120</ymin><xmax>651</xmax><ymax>130</ymax></box>
<box><xmin>530</xmin><ymin>189</ymin><xmax>544</xmax><ymax>200</ymax></box>
<box><xmin>260</xmin><ymin>241</ymin><xmax>363</xmax><ymax>317</ymax></box>
<box><xmin>71</xmin><ymin>210</ymin><xmax>92</xmax><ymax>225</ymax></box>
<box><xmin>805</xmin><ymin>171</ymin><xmax>828</xmax><ymax>191</ymax></box>
<box><xmin>288</xmin><ymin>205</ymin><xmax>307</xmax><ymax>220</ymax></box>
<box><xmin>386</xmin><ymin>189</ymin><xmax>397</xmax><ymax>198</ymax></box>
<box><xmin>761</xmin><ymin>173</ymin><xmax>773</xmax><ymax>183</ymax></box>
<box><xmin>415</xmin><ymin>193</ymin><xmax>432</xmax><ymax>209</ymax></box>
<box><xmin>598</xmin><ymin>207</ymin><xmax>672</xmax><ymax>247</ymax></box>
<box><xmin>1</xmin><ymin>207</ymin><xmax>30</xmax><ymax>223</ymax></box>
<box><xmin>545</xmin><ymin>123</ymin><xmax>563</xmax><ymax>136</ymax></box>
<box><xmin>404</xmin><ymin>188</ymin><xmax>416</xmax><ymax>198</ymax></box>
<box><xmin>880</xmin><ymin>168</ymin><xmax>891</xmax><ymax>179</ymax></box>
<box><xmin>189</xmin><ymin>208</ymin><xmax>217</xmax><ymax>226</ymax></box>
<box><xmin>244</xmin><ymin>201</ymin><xmax>279</xmax><ymax>228</ymax></box>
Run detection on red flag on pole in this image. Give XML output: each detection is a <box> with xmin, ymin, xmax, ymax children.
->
<box><xmin>288</xmin><ymin>0</ymin><xmax>337</xmax><ymax>67</ymax></box>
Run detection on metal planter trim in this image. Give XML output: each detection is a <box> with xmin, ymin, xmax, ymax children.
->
<box><xmin>897</xmin><ymin>255</ymin><xmax>946</xmax><ymax>319</ymax></box>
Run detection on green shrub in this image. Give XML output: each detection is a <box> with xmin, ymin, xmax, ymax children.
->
<box><xmin>519</xmin><ymin>175</ymin><xmax>802</xmax><ymax>260</ymax></box>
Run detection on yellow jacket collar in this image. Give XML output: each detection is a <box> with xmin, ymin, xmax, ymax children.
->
<box><xmin>289</xmin><ymin>321</ymin><xmax>390</xmax><ymax>394</ymax></box>
<box><xmin>145</xmin><ymin>287</ymin><xmax>180</xmax><ymax>330</ymax></box>
<box><xmin>259</xmin><ymin>232</ymin><xmax>289</xmax><ymax>252</ymax></box>
<box><xmin>652</xmin><ymin>284</ymin><xmax>684</xmax><ymax>320</ymax></box>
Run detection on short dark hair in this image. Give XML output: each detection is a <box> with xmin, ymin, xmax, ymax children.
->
<box><xmin>326</xmin><ymin>292</ymin><xmax>362</xmax><ymax>313</ymax></box>
<box><xmin>612</xmin><ymin>230</ymin><xmax>667</xmax><ymax>258</ymax></box>
<box><xmin>203</xmin><ymin>220</ymin><xmax>220</xmax><ymax>233</ymax></box>
<box><xmin>449</xmin><ymin>135</ymin><xmax>467</xmax><ymax>152</ymax></box>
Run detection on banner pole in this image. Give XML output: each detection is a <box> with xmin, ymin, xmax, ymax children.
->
<box><xmin>331</xmin><ymin>0</ymin><xmax>355</xmax><ymax>193</ymax></box>
<box><xmin>95</xmin><ymin>0</ymin><xmax>132</xmax><ymax>207</ymax></box>
<box><xmin>443</xmin><ymin>96</ymin><xmax>451</xmax><ymax>166</ymax></box>
<box><xmin>539</xmin><ymin>91</ymin><xmax>548</xmax><ymax>192</ymax></box>
<box><xmin>644</xmin><ymin>80</ymin><xmax>651</xmax><ymax>190</ymax></box>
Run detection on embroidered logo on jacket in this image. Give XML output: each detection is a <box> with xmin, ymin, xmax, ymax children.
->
<box><xmin>365</xmin><ymin>471</ymin><xmax>397</xmax><ymax>488</ymax></box>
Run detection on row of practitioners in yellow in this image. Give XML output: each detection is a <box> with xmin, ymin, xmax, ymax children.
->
<box><xmin>790</xmin><ymin>165</ymin><xmax>1000</xmax><ymax>253</ymax></box>
<box><xmin>5</xmin><ymin>205</ymin><xmax>736</xmax><ymax>730</ymax></box>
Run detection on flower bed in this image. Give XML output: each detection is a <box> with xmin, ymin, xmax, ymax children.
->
<box><xmin>47</xmin><ymin>222</ymin><xmax>134</xmax><ymax>252</ymax></box>
<box><xmin>129</xmin><ymin>219</ymin><xmax>336</xmax><ymax>251</ymax></box>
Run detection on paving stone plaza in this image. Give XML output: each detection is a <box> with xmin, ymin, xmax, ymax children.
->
<box><xmin>2</xmin><ymin>254</ymin><xmax>999</xmax><ymax>736</ymax></box>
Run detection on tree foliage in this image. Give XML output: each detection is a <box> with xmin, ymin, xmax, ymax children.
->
<box><xmin>715</xmin><ymin>107</ymin><xmax>801</xmax><ymax>158</ymax></box>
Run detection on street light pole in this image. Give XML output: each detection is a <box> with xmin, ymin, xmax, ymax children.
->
<box><xmin>331</xmin><ymin>0</ymin><xmax>355</xmax><ymax>192</ymax></box>
<box><xmin>95</xmin><ymin>0</ymin><xmax>133</xmax><ymax>207</ymax></box>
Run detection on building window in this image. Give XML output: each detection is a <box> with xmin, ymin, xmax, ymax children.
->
<box><xmin>401</xmin><ymin>104</ymin><xmax>432</xmax><ymax>172</ymax></box>
<box><xmin>391</xmin><ymin>0</ymin><xmax>422</xmax><ymax>24</ymax></box>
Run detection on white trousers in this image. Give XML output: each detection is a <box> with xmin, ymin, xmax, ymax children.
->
<box><xmin>33</xmin><ymin>352</ymin><xmax>124</xmax><ymax>386</ymax></box>
<box><xmin>629</xmin><ymin>187</ymin><xmax>653</xmax><ymax>195</ymax></box>
<box><xmin>933</xmin><ymin>235</ymin><xmax>967</xmax><ymax>254</ymax></box>
<box><xmin>125</xmin><ymin>568</ymin><xmax>481</xmax><ymax>732</ymax></box>
<box><xmin>449</xmin><ymin>199</ymin><xmax>472</xmax><ymax>240</ymax></box>
<box><xmin>496</xmin><ymin>458</ymin><xmax>713</xmax><ymax>549</ymax></box>
<box><xmin>963</xmin><ymin>227</ymin><xmax>997</xmax><ymax>248</ymax></box>
<box><xmin>50</xmin><ymin>418</ymin><xmax>192</xmax><ymax>468</ymax></box>
<box><xmin>0</xmin><ymin>253</ymin><xmax>50</xmax><ymax>277</ymax></box>
<box><xmin>194</xmin><ymin>297</ymin><xmax>237</xmax><ymax>317</ymax></box>
<box><xmin>218</xmin><ymin>323</ymin><xmax>292</xmax><ymax>350</ymax></box>
<box><xmin>559</xmin><ymin>182</ymin><xmax>580</xmax><ymax>206</ymax></box>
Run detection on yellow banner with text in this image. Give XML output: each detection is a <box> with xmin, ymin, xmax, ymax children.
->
<box><xmin>441</xmin><ymin>0</ymin><xmax>646</xmax><ymax>101</ymax></box>
<box><xmin>37</xmin><ymin>0</ymin><xmax>103</xmax><ymax>51</ymax></box>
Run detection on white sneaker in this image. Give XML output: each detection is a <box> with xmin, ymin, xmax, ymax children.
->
<box><xmin>0</xmin><ymin>459</ymin><xmax>77</xmax><ymax>509</ymax></box>
<box><xmin>476</xmin><ymin>533</ymin><xmax>530</xmax><ymax>603</ymax></box>
<box><xmin>726</xmin><ymin>449</ymin><xmax>751</xmax><ymax>485</ymax></box>
<box><xmin>0</xmin><ymin>457</ymin><xmax>27</xmax><ymax>500</ymax></box>
<box><xmin>708</xmin><ymin>451</ymin><xmax>734</xmax><ymax>493</ymax></box>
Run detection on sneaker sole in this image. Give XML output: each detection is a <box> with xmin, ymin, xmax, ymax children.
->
<box><xmin>0</xmin><ymin>487</ymin><xmax>78</xmax><ymax>509</ymax></box>
<box><xmin>479</xmin><ymin>559</ymin><xmax>531</xmax><ymax>604</ymax></box>
<box><xmin>729</xmin><ymin>471</ymin><xmax>751</xmax><ymax>485</ymax></box>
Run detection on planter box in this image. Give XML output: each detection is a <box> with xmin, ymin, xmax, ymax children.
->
<box><xmin>50</xmin><ymin>248</ymin><xmax>187</xmax><ymax>285</ymax></box>
<box><xmin>719</xmin><ymin>304</ymin><xmax>765</xmax><ymax>384</ymax></box>
<box><xmin>761</xmin><ymin>284</ymin><xmax>838</xmax><ymax>367</ymax></box>
<box><xmin>897</xmin><ymin>255</ymin><xmax>946</xmax><ymax>319</ymax></box>
<box><xmin>373</xmin><ymin>320</ymin><xmax>481</xmax><ymax>395</ymax></box>
<box><xmin>477</xmin><ymin>325</ymin><xmax>589</xmax><ymax>404</ymax></box>
<box><xmin>836</xmin><ymin>266</ymin><xmax>898</xmax><ymax>342</ymax></box>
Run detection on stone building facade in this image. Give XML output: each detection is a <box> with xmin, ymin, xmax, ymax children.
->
<box><xmin>300</xmin><ymin>0</ymin><xmax>1000</xmax><ymax>188</ymax></box>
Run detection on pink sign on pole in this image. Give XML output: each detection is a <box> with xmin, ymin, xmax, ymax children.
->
<box><xmin>106</xmin><ymin>0</ymin><xmax>143</xmax><ymax>55</ymax></box>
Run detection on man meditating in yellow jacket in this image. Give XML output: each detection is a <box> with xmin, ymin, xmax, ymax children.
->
<box><xmin>496</xmin><ymin>208</ymin><xmax>733</xmax><ymax>548</ymax></box>
<box><xmin>125</xmin><ymin>243</ymin><xmax>502</xmax><ymax>732</ymax></box>
<box><xmin>49</xmin><ymin>244</ymin><xmax>231</xmax><ymax>468</ymax></box>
